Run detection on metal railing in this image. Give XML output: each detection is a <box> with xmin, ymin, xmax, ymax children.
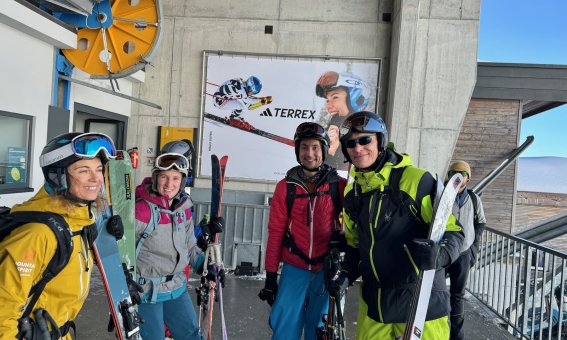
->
<box><xmin>193</xmin><ymin>201</ymin><xmax>270</xmax><ymax>272</ymax></box>
<box><xmin>194</xmin><ymin>200</ymin><xmax>567</xmax><ymax>339</ymax></box>
<box><xmin>468</xmin><ymin>227</ymin><xmax>567</xmax><ymax>339</ymax></box>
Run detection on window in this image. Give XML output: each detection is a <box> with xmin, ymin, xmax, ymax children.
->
<box><xmin>0</xmin><ymin>111</ymin><xmax>33</xmax><ymax>194</ymax></box>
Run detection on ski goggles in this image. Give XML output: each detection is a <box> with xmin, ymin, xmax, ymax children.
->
<box><xmin>344</xmin><ymin>135</ymin><xmax>374</xmax><ymax>148</ymax></box>
<box><xmin>154</xmin><ymin>153</ymin><xmax>190</xmax><ymax>174</ymax></box>
<box><xmin>448</xmin><ymin>170</ymin><xmax>469</xmax><ymax>178</ymax></box>
<box><xmin>295</xmin><ymin>122</ymin><xmax>326</xmax><ymax>136</ymax></box>
<box><xmin>40</xmin><ymin>132</ymin><xmax>116</xmax><ymax>167</ymax></box>
<box><xmin>339</xmin><ymin>114</ymin><xmax>385</xmax><ymax>140</ymax></box>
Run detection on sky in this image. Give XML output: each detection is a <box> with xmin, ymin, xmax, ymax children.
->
<box><xmin>478</xmin><ymin>0</ymin><xmax>567</xmax><ymax>158</ymax></box>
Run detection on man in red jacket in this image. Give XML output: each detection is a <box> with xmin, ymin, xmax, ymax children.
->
<box><xmin>258</xmin><ymin>122</ymin><xmax>347</xmax><ymax>340</ymax></box>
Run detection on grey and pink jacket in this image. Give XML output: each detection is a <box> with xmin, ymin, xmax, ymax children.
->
<box><xmin>135</xmin><ymin>177</ymin><xmax>204</xmax><ymax>303</ymax></box>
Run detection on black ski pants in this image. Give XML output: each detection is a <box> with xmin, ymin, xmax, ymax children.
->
<box><xmin>446</xmin><ymin>249</ymin><xmax>471</xmax><ymax>340</ymax></box>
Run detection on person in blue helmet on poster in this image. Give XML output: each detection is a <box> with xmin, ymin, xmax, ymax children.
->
<box><xmin>212</xmin><ymin>76</ymin><xmax>271</xmax><ymax>122</ymax></box>
<box><xmin>315</xmin><ymin>71</ymin><xmax>371</xmax><ymax>171</ymax></box>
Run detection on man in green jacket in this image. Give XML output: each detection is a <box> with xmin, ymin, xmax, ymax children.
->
<box><xmin>327</xmin><ymin>111</ymin><xmax>464</xmax><ymax>339</ymax></box>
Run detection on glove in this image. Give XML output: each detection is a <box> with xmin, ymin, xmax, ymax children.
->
<box><xmin>258</xmin><ymin>272</ymin><xmax>278</xmax><ymax>306</ymax></box>
<box><xmin>122</xmin><ymin>263</ymin><xmax>143</xmax><ymax>305</ymax></box>
<box><xmin>407</xmin><ymin>238</ymin><xmax>440</xmax><ymax>271</ymax></box>
<box><xmin>107</xmin><ymin>215</ymin><xmax>124</xmax><ymax>240</ymax></box>
<box><xmin>469</xmin><ymin>244</ymin><xmax>478</xmax><ymax>268</ymax></box>
<box><xmin>200</xmin><ymin>216</ymin><xmax>225</xmax><ymax>248</ymax></box>
<box><xmin>327</xmin><ymin>270</ymin><xmax>349</xmax><ymax>297</ymax></box>
<box><xmin>206</xmin><ymin>265</ymin><xmax>226</xmax><ymax>288</ymax></box>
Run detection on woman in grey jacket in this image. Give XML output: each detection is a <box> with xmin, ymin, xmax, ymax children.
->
<box><xmin>134</xmin><ymin>152</ymin><xmax>222</xmax><ymax>339</ymax></box>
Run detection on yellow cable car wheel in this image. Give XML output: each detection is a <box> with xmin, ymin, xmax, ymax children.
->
<box><xmin>62</xmin><ymin>0</ymin><xmax>162</xmax><ymax>79</ymax></box>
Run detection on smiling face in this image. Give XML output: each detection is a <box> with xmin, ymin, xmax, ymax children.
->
<box><xmin>298</xmin><ymin>139</ymin><xmax>324</xmax><ymax>171</ymax></box>
<box><xmin>66</xmin><ymin>158</ymin><xmax>104</xmax><ymax>201</ymax></box>
<box><xmin>325</xmin><ymin>88</ymin><xmax>350</xmax><ymax>116</ymax></box>
<box><xmin>345</xmin><ymin>132</ymin><xmax>379</xmax><ymax>170</ymax></box>
<box><xmin>156</xmin><ymin>169</ymin><xmax>184</xmax><ymax>199</ymax></box>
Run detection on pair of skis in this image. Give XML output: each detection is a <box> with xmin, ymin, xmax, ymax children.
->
<box><xmin>93</xmin><ymin>158</ymin><xmax>142</xmax><ymax>340</ymax></box>
<box><xmin>402</xmin><ymin>172</ymin><xmax>463</xmax><ymax>340</ymax></box>
<box><xmin>197</xmin><ymin>155</ymin><xmax>229</xmax><ymax>340</ymax></box>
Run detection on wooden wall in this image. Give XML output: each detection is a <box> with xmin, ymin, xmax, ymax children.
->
<box><xmin>451</xmin><ymin>98</ymin><xmax>521</xmax><ymax>234</ymax></box>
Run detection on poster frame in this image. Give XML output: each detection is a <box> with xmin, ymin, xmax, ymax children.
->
<box><xmin>197</xmin><ymin>50</ymin><xmax>383</xmax><ymax>183</ymax></box>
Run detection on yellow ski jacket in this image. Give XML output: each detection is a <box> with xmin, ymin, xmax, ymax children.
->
<box><xmin>0</xmin><ymin>187</ymin><xmax>95</xmax><ymax>339</ymax></box>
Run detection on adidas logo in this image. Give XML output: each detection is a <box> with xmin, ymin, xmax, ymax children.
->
<box><xmin>260</xmin><ymin>108</ymin><xmax>273</xmax><ymax>117</ymax></box>
<box><xmin>259</xmin><ymin>108</ymin><xmax>316</xmax><ymax>119</ymax></box>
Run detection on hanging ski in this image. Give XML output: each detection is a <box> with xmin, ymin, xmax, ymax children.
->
<box><xmin>402</xmin><ymin>172</ymin><xmax>463</xmax><ymax>340</ymax></box>
<box><xmin>197</xmin><ymin>155</ymin><xmax>229</xmax><ymax>340</ymax></box>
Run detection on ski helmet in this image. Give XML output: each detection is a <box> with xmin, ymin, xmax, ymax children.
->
<box><xmin>315</xmin><ymin>71</ymin><xmax>370</xmax><ymax>112</ymax></box>
<box><xmin>160</xmin><ymin>139</ymin><xmax>195</xmax><ymax>186</ymax></box>
<box><xmin>339</xmin><ymin>111</ymin><xmax>388</xmax><ymax>163</ymax></box>
<box><xmin>293</xmin><ymin>122</ymin><xmax>330</xmax><ymax>164</ymax></box>
<box><xmin>40</xmin><ymin>132</ymin><xmax>116</xmax><ymax>195</ymax></box>
<box><xmin>245</xmin><ymin>76</ymin><xmax>262</xmax><ymax>95</ymax></box>
<box><xmin>151</xmin><ymin>152</ymin><xmax>190</xmax><ymax>194</ymax></box>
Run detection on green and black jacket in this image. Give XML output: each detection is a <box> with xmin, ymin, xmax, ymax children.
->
<box><xmin>343</xmin><ymin>149</ymin><xmax>464</xmax><ymax>324</ymax></box>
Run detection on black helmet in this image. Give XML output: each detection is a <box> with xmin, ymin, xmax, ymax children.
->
<box><xmin>293</xmin><ymin>122</ymin><xmax>330</xmax><ymax>164</ymax></box>
<box><xmin>39</xmin><ymin>132</ymin><xmax>116</xmax><ymax>195</ymax></box>
<box><xmin>160</xmin><ymin>139</ymin><xmax>194</xmax><ymax>172</ymax></box>
<box><xmin>339</xmin><ymin>111</ymin><xmax>388</xmax><ymax>163</ymax></box>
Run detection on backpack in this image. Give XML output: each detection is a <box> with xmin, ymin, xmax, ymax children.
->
<box><xmin>344</xmin><ymin>166</ymin><xmax>426</xmax><ymax>228</ymax></box>
<box><xmin>466</xmin><ymin>188</ymin><xmax>480</xmax><ymax>223</ymax></box>
<box><xmin>0</xmin><ymin>207</ymin><xmax>73</xmax><ymax>320</ymax></box>
<box><xmin>285</xmin><ymin>181</ymin><xmax>341</xmax><ymax>220</ymax></box>
<box><xmin>281</xmin><ymin>180</ymin><xmax>342</xmax><ymax>265</ymax></box>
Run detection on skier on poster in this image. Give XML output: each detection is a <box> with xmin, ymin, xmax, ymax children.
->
<box><xmin>210</xmin><ymin>76</ymin><xmax>272</xmax><ymax>122</ymax></box>
<box><xmin>315</xmin><ymin>71</ymin><xmax>371</xmax><ymax>171</ymax></box>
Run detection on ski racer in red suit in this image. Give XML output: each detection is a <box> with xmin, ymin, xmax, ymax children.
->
<box><xmin>258</xmin><ymin>122</ymin><xmax>347</xmax><ymax>340</ymax></box>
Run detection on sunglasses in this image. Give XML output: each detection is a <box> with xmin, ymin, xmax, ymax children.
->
<box><xmin>155</xmin><ymin>153</ymin><xmax>190</xmax><ymax>173</ymax></box>
<box><xmin>448</xmin><ymin>170</ymin><xmax>469</xmax><ymax>178</ymax></box>
<box><xmin>296</xmin><ymin>122</ymin><xmax>326</xmax><ymax>135</ymax></box>
<box><xmin>40</xmin><ymin>132</ymin><xmax>116</xmax><ymax>167</ymax></box>
<box><xmin>345</xmin><ymin>135</ymin><xmax>374</xmax><ymax>148</ymax></box>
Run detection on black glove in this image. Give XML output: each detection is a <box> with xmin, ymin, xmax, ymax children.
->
<box><xmin>122</xmin><ymin>263</ymin><xmax>143</xmax><ymax>305</ymax></box>
<box><xmin>206</xmin><ymin>265</ymin><xmax>226</xmax><ymax>288</ymax></box>
<box><xmin>258</xmin><ymin>272</ymin><xmax>278</xmax><ymax>306</ymax></box>
<box><xmin>407</xmin><ymin>238</ymin><xmax>440</xmax><ymax>271</ymax></box>
<box><xmin>200</xmin><ymin>216</ymin><xmax>225</xmax><ymax>247</ymax></box>
<box><xmin>107</xmin><ymin>215</ymin><xmax>124</xmax><ymax>240</ymax></box>
<box><xmin>469</xmin><ymin>244</ymin><xmax>478</xmax><ymax>268</ymax></box>
<box><xmin>327</xmin><ymin>270</ymin><xmax>349</xmax><ymax>297</ymax></box>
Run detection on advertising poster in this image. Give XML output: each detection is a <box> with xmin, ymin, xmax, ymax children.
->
<box><xmin>6</xmin><ymin>147</ymin><xmax>27</xmax><ymax>184</ymax></box>
<box><xmin>200</xmin><ymin>54</ymin><xmax>380</xmax><ymax>182</ymax></box>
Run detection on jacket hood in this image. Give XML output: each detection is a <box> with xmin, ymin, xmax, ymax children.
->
<box><xmin>10</xmin><ymin>186</ymin><xmax>94</xmax><ymax>231</ymax></box>
<box><xmin>352</xmin><ymin>149</ymin><xmax>413</xmax><ymax>194</ymax></box>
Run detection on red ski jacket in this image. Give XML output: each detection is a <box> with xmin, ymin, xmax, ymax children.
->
<box><xmin>265</xmin><ymin>166</ymin><xmax>346</xmax><ymax>273</ymax></box>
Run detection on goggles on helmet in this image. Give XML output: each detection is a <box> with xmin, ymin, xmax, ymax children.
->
<box><xmin>40</xmin><ymin>132</ymin><xmax>117</xmax><ymax>167</ymax></box>
<box><xmin>154</xmin><ymin>153</ymin><xmax>190</xmax><ymax>174</ymax></box>
<box><xmin>296</xmin><ymin>122</ymin><xmax>326</xmax><ymax>136</ymax></box>
<box><xmin>339</xmin><ymin>114</ymin><xmax>385</xmax><ymax>140</ymax></box>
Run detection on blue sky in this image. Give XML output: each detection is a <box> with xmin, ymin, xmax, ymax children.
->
<box><xmin>479</xmin><ymin>0</ymin><xmax>567</xmax><ymax>158</ymax></box>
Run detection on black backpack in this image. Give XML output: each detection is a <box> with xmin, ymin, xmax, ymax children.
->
<box><xmin>0</xmin><ymin>207</ymin><xmax>74</xmax><ymax>320</ymax></box>
<box><xmin>281</xmin><ymin>181</ymin><xmax>342</xmax><ymax>265</ymax></box>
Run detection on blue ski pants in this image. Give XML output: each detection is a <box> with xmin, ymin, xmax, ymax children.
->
<box><xmin>138</xmin><ymin>289</ymin><xmax>202</xmax><ymax>340</ymax></box>
<box><xmin>269</xmin><ymin>263</ymin><xmax>329</xmax><ymax>340</ymax></box>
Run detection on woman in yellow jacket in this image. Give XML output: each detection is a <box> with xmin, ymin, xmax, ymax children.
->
<box><xmin>0</xmin><ymin>132</ymin><xmax>117</xmax><ymax>339</ymax></box>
